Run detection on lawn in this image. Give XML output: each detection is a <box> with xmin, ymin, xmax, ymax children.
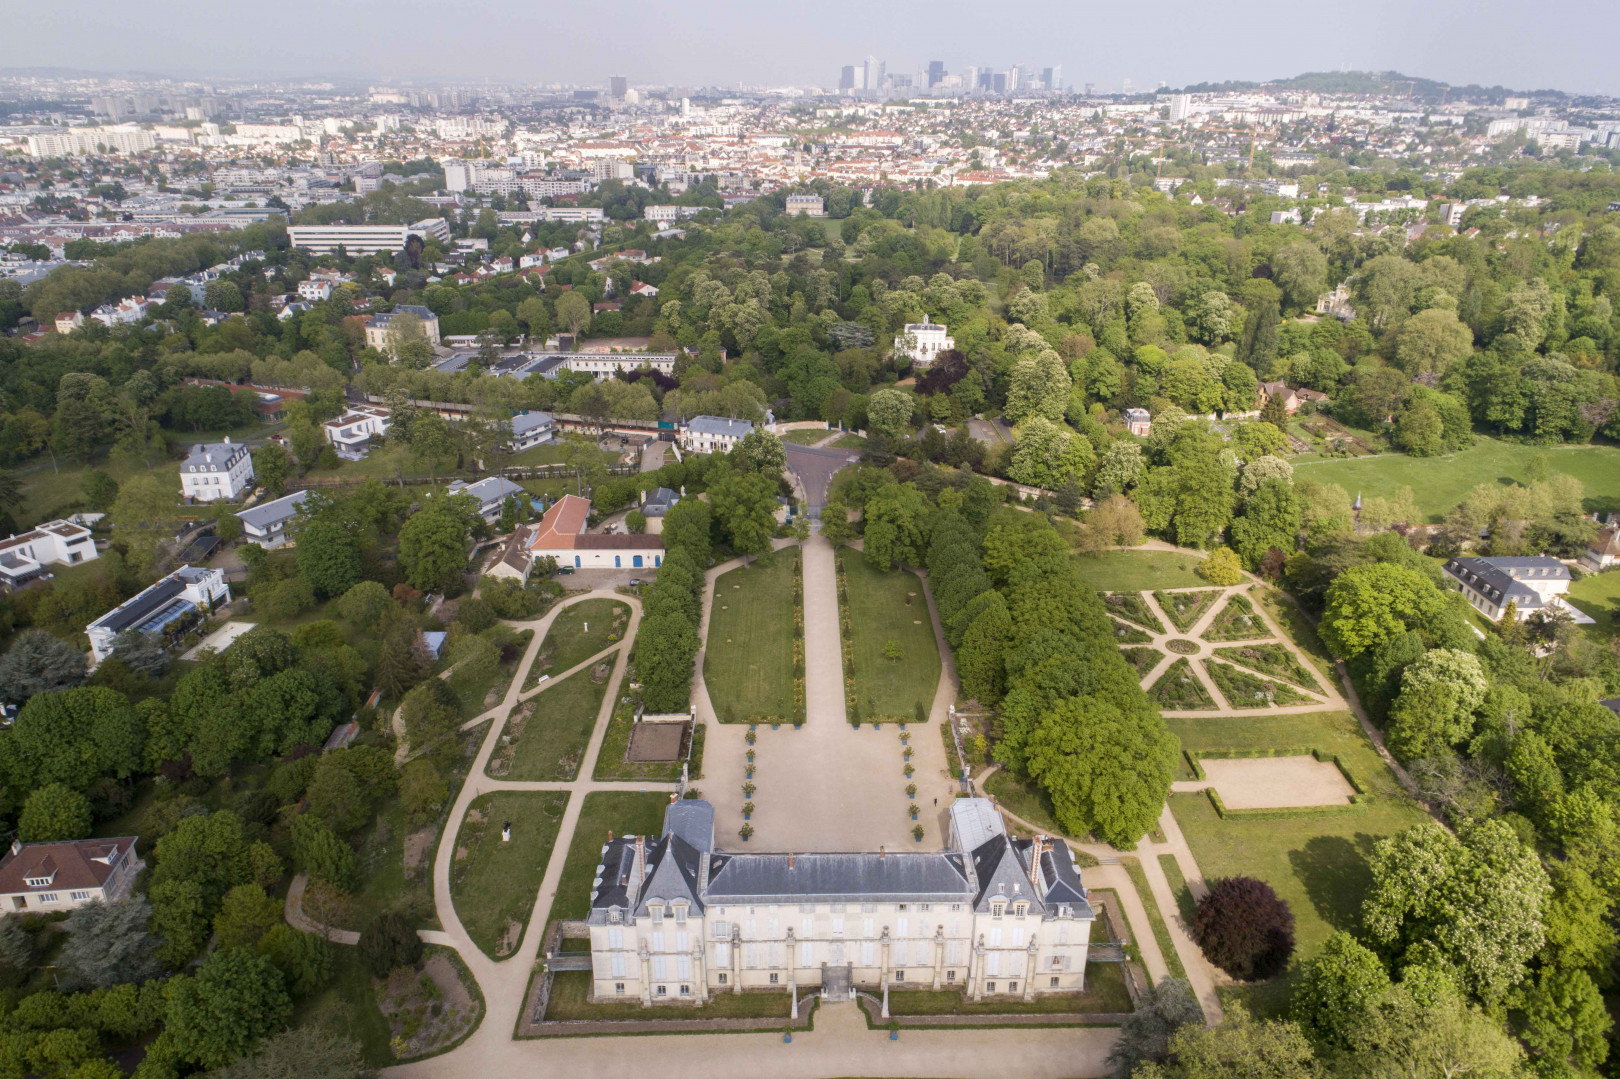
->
<box><xmin>984</xmin><ymin>769</ymin><xmax>1064</xmax><ymax>836</ymax></box>
<box><xmin>1166</xmin><ymin>709</ymin><xmax>1433</xmax><ymax>1017</ymax></box>
<box><xmin>551</xmin><ymin>792</ymin><xmax>677</xmax><ymax>922</ymax></box>
<box><xmin>1148</xmin><ymin>659</ymin><xmax>1216</xmax><ymax>710</ymax></box>
<box><xmin>449</xmin><ymin>627</ymin><xmax>532</xmax><ymax>718</ymax></box>
<box><xmin>525</xmin><ymin>599</ymin><xmax>630</xmax><ymax>690</ymax></box>
<box><xmin>492</xmin><ymin>665</ymin><xmax>610</xmax><ymax>781</ymax></box>
<box><xmin>543</xmin><ymin>971</ymin><xmax>791</xmax><ymax>1020</ymax></box>
<box><xmin>842</xmin><ymin>554</ymin><xmax>941</xmax><ymax>722</ymax></box>
<box><xmin>1566</xmin><ymin>569</ymin><xmax>1620</xmax><ymax>636</ymax></box>
<box><xmin>704</xmin><ymin>550</ymin><xmax>800</xmax><ymax>723</ymax></box>
<box><xmin>1291</xmin><ymin>436</ymin><xmax>1620</xmax><ymax>522</ymax></box>
<box><xmin>1073</xmin><ymin>549</ymin><xmax>1206</xmax><ymax>591</ymax></box>
<box><xmin>781</xmin><ymin>428</ymin><xmax>832</xmax><ymax>445</ymax></box>
<box><xmin>887</xmin><ymin>963</ymin><xmax>1131</xmax><ymax>1014</ymax></box>
<box><xmin>1160</xmin><ymin>854</ymin><xmax>1197</xmax><ymax>926</ymax></box>
<box><xmin>450</xmin><ymin>791</ymin><xmax>569</xmax><ymax>959</ymax></box>
<box><xmin>1121</xmin><ymin>858</ymin><xmax>1188</xmax><ymax>983</ymax></box>
<box><xmin>594</xmin><ymin>688</ymin><xmax>705</xmax><ymax>782</ymax></box>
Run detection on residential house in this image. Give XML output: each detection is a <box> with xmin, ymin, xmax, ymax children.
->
<box><xmin>365</xmin><ymin>305</ymin><xmax>441</xmax><ymax>357</ymax></box>
<box><xmin>1441</xmin><ymin>556</ymin><xmax>1591</xmax><ymax>623</ymax></box>
<box><xmin>180</xmin><ymin>437</ymin><xmax>254</xmax><ymax>503</ymax></box>
<box><xmin>86</xmin><ymin>565</ymin><xmax>230</xmax><ymax>664</ymax></box>
<box><xmin>0</xmin><ymin>519</ymin><xmax>98</xmax><ymax>588</ymax></box>
<box><xmin>631</xmin><ymin>281</ymin><xmax>659</xmax><ymax>299</ymax></box>
<box><xmin>507</xmin><ymin>411</ymin><xmax>555</xmax><ymax>451</ymax></box>
<box><xmin>566</xmin><ymin>352</ymin><xmax>679</xmax><ymax>381</ymax></box>
<box><xmin>681</xmin><ymin>416</ymin><xmax>755</xmax><ymax>455</ymax></box>
<box><xmin>236</xmin><ymin>490</ymin><xmax>310</xmax><ymax>549</ymax></box>
<box><xmin>0</xmin><ymin>837</ymin><xmax>144</xmax><ymax>914</ymax></box>
<box><xmin>584</xmin><ymin>797</ymin><xmax>1094</xmax><ymax>1005</ymax></box>
<box><xmin>297</xmin><ymin>279</ymin><xmax>333</xmax><ymax>302</ymax></box>
<box><xmin>490</xmin><ymin>494</ymin><xmax>664</xmax><ymax>580</ymax></box>
<box><xmin>449</xmin><ymin>476</ymin><xmax>527</xmax><ymax>523</ymax></box>
<box><xmin>785</xmin><ymin>193</ymin><xmax>826</xmax><ymax>216</ymax></box>
<box><xmin>322</xmin><ymin>405</ymin><xmax>392</xmax><ymax>460</ymax></box>
<box><xmin>54</xmin><ymin>311</ymin><xmax>84</xmax><ymax>334</ymax></box>
<box><xmin>1122</xmin><ymin>408</ymin><xmax>1152</xmax><ymax>437</ymax></box>
<box><xmin>892</xmin><ymin>317</ymin><xmax>954</xmax><ymax>368</ymax></box>
<box><xmin>1583</xmin><ymin>526</ymin><xmax>1620</xmax><ymax>572</ymax></box>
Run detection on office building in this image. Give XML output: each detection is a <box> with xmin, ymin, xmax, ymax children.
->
<box><xmin>927</xmin><ymin>61</ymin><xmax>946</xmax><ymax>88</ymax></box>
<box><xmin>286</xmin><ymin>219</ymin><xmax>450</xmax><ymax>256</ymax></box>
<box><xmin>610</xmin><ymin>75</ymin><xmax>629</xmax><ymax>99</ymax></box>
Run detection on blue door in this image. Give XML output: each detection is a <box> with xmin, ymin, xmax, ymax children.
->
<box><xmin>574</xmin><ymin>556</ymin><xmax>581</xmax><ymax>568</ymax></box>
<box><xmin>654</xmin><ymin>555</ymin><xmax>661</xmax><ymax>567</ymax></box>
<box><xmin>614</xmin><ymin>555</ymin><xmax>621</xmax><ymax>568</ymax></box>
<box><xmin>633</xmin><ymin>555</ymin><xmax>643</xmax><ymax>568</ymax></box>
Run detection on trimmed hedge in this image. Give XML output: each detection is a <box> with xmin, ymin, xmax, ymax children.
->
<box><xmin>1184</xmin><ymin>747</ymin><xmax>1370</xmax><ymax>819</ymax></box>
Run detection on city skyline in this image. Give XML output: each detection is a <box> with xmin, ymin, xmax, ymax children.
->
<box><xmin>4</xmin><ymin>0</ymin><xmax>1620</xmax><ymax>97</ymax></box>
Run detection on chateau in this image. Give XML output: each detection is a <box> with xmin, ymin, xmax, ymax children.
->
<box><xmin>585</xmin><ymin>797</ymin><xmax>1096</xmax><ymax>1005</ymax></box>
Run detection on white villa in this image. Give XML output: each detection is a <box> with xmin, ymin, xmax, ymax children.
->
<box><xmin>893</xmin><ymin>316</ymin><xmax>954</xmax><ymax>369</ymax></box>
<box><xmin>180</xmin><ymin>438</ymin><xmax>254</xmax><ymax>503</ymax></box>
<box><xmin>0</xmin><ymin>519</ymin><xmax>98</xmax><ymax>588</ymax></box>
<box><xmin>1441</xmin><ymin>555</ymin><xmax>1590</xmax><ymax>623</ymax></box>
<box><xmin>507</xmin><ymin>411</ymin><xmax>556</xmax><ymax>451</ymax></box>
<box><xmin>583</xmin><ymin>798</ymin><xmax>1096</xmax><ymax>1006</ymax></box>
<box><xmin>323</xmin><ymin>405</ymin><xmax>392</xmax><ymax>460</ymax></box>
<box><xmin>681</xmin><ymin>416</ymin><xmax>755</xmax><ymax>455</ymax></box>
<box><xmin>491</xmin><ymin>494</ymin><xmax>664</xmax><ymax>580</ymax></box>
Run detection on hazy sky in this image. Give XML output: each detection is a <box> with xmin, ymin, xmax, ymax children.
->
<box><xmin>7</xmin><ymin>0</ymin><xmax>1620</xmax><ymax>96</ymax></box>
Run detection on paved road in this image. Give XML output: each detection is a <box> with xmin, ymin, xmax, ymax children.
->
<box><xmin>784</xmin><ymin>443</ymin><xmax>858</xmax><ymax>514</ymax></box>
<box><xmin>640</xmin><ymin>439</ymin><xmax>668</xmax><ymax>473</ymax></box>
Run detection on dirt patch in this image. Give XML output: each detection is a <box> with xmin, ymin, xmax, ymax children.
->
<box><xmin>403</xmin><ymin>828</ymin><xmax>436</xmax><ymax>873</ymax></box>
<box><xmin>497</xmin><ymin>918</ymin><xmax>524</xmax><ymax>958</ymax></box>
<box><xmin>589</xmin><ymin>661</ymin><xmax>611</xmax><ymax>684</ymax></box>
<box><xmin>1201</xmin><ymin>755</ymin><xmax>1355</xmax><ymax>809</ymax></box>
<box><xmin>377</xmin><ymin>949</ymin><xmax>481</xmax><ymax>1061</ymax></box>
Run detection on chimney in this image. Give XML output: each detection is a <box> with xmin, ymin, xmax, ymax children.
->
<box><xmin>879</xmin><ymin>845</ymin><xmax>886</xmax><ymax>860</ymax></box>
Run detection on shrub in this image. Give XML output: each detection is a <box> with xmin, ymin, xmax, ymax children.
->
<box><xmin>1196</xmin><ymin>546</ymin><xmax>1243</xmax><ymax>585</ymax></box>
<box><xmin>358</xmin><ymin>911</ymin><xmax>423</xmax><ymax>977</ymax></box>
<box><xmin>1191</xmin><ymin>875</ymin><xmax>1295</xmax><ymax>980</ymax></box>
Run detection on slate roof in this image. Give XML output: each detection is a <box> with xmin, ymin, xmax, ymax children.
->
<box><xmin>509</xmin><ymin>410</ymin><xmax>554</xmax><ymax>437</ymax></box>
<box><xmin>663</xmin><ymin>800</ymin><xmax>714</xmax><ymax>853</ymax></box>
<box><xmin>703</xmin><ymin>850</ymin><xmax>972</xmax><ymax>904</ymax></box>
<box><xmin>1442</xmin><ymin>556</ymin><xmax>1568</xmax><ymax>609</ymax></box>
<box><xmin>454</xmin><ymin>476</ymin><xmax>524</xmax><ymax>507</ymax></box>
<box><xmin>635</xmin><ymin>834</ymin><xmax>706</xmax><ymax>915</ymax></box>
<box><xmin>641</xmin><ymin>487</ymin><xmax>680</xmax><ymax>516</ymax></box>
<box><xmin>235</xmin><ymin>489</ymin><xmax>309</xmax><ymax>530</ymax></box>
<box><xmin>183</xmin><ymin>440</ymin><xmax>248</xmax><ymax>471</ymax></box>
<box><xmin>686</xmin><ymin>415</ymin><xmax>754</xmax><ymax>439</ymax></box>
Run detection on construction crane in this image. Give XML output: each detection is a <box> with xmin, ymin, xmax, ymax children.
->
<box><xmin>1439</xmin><ymin>85</ymin><xmax>1450</xmax><ymax>105</ymax></box>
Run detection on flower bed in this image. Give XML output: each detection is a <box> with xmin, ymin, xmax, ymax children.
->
<box><xmin>1099</xmin><ymin>591</ymin><xmax>1165</xmax><ymax>633</ymax></box>
<box><xmin>1152</xmin><ymin>589</ymin><xmax>1221</xmax><ymax>631</ymax></box>
<box><xmin>1212</xmin><ymin>643</ymin><xmax>1322</xmax><ymax>692</ymax></box>
<box><xmin>1202</xmin><ymin>659</ymin><xmax>1311</xmax><ymax>708</ymax></box>
<box><xmin>1199</xmin><ymin>594</ymin><xmax>1269</xmax><ymax>642</ymax></box>
<box><xmin>1148</xmin><ymin>658</ymin><xmax>1216</xmax><ymax>710</ymax></box>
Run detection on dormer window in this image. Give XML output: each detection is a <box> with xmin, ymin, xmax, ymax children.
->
<box><xmin>991</xmin><ymin>903</ymin><xmax>1005</xmax><ymax>919</ymax></box>
<box><xmin>649</xmin><ymin>902</ymin><xmax>664</xmax><ymax>923</ymax></box>
<box><xmin>24</xmin><ymin>876</ymin><xmax>52</xmax><ymax>888</ymax></box>
<box><xmin>1014</xmin><ymin>902</ymin><xmax>1028</xmax><ymax>918</ymax></box>
<box><xmin>608</xmin><ymin>907</ymin><xmax>622</xmax><ymax>924</ymax></box>
<box><xmin>673</xmin><ymin>901</ymin><xmax>688</xmax><ymax>924</ymax></box>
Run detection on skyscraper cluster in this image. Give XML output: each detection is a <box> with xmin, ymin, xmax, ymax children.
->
<box><xmin>837</xmin><ymin>59</ymin><xmax>1063</xmax><ymax>96</ymax></box>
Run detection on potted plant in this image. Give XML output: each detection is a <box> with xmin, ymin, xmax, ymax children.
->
<box><xmin>743</xmin><ymin>781</ymin><xmax>756</xmax><ymax>798</ymax></box>
<box><xmin>912</xmin><ymin>824</ymin><xmax>924</xmax><ymax>843</ymax></box>
<box><xmin>783</xmin><ymin>1028</ymin><xmax>792</xmax><ymax>1043</ymax></box>
<box><xmin>906</xmin><ymin>783</ymin><xmax>917</xmax><ymax>800</ymax></box>
<box><xmin>771</xmin><ymin>718</ymin><xmax>780</xmax><ymax>730</ymax></box>
<box><xmin>746</xmin><ymin>729</ymin><xmax>757</xmax><ymax>746</ymax></box>
<box><xmin>740</xmin><ymin>823</ymin><xmax>755</xmax><ymax>842</ymax></box>
<box><xmin>889</xmin><ymin>1020</ymin><xmax>900</xmax><ymax>1040</ymax></box>
<box><xmin>899</xmin><ymin>731</ymin><xmax>909</xmax><ymax>745</ymax></box>
<box><xmin>904</xmin><ymin>763</ymin><xmax>915</xmax><ymax>778</ymax></box>
<box><xmin>909</xmin><ymin>805</ymin><xmax>919</xmax><ymax>821</ymax></box>
<box><xmin>745</xmin><ymin>763</ymin><xmax>755</xmax><ymax>778</ymax></box>
<box><xmin>903</xmin><ymin>746</ymin><xmax>913</xmax><ymax>760</ymax></box>
<box><xmin>743</xmin><ymin>801</ymin><xmax>755</xmax><ymax>820</ymax></box>
<box><xmin>746</xmin><ymin>749</ymin><xmax>756</xmax><ymax>762</ymax></box>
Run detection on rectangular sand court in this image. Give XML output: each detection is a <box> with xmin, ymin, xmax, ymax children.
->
<box><xmin>1200</xmin><ymin>755</ymin><xmax>1355</xmax><ymax>809</ymax></box>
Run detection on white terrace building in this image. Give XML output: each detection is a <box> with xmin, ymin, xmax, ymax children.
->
<box><xmin>584</xmin><ymin>798</ymin><xmax>1095</xmax><ymax>1006</ymax></box>
<box><xmin>1440</xmin><ymin>555</ymin><xmax>1587</xmax><ymax>622</ymax></box>
<box><xmin>0</xmin><ymin>519</ymin><xmax>98</xmax><ymax>588</ymax></box>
